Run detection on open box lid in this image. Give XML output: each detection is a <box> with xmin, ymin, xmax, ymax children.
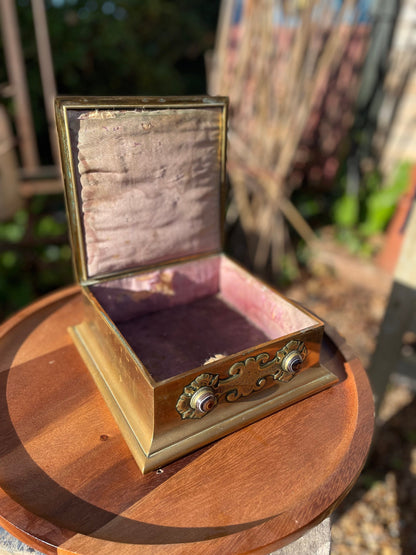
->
<box><xmin>55</xmin><ymin>96</ymin><xmax>228</xmax><ymax>284</ymax></box>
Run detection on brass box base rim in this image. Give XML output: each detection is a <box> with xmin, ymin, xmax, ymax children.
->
<box><xmin>70</xmin><ymin>324</ymin><xmax>338</xmax><ymax>473</ymax></box>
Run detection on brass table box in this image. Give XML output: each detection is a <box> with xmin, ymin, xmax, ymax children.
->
<box><xmin>55</xmin><ymin>96</ymin><xmax>337</xmax><ymax>473</ymax></box>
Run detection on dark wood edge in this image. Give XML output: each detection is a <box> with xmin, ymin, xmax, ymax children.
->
<box><xmin>0</xmin><ymin>513</ymin><xmax>59</xmax><ymax>555</ymax></box>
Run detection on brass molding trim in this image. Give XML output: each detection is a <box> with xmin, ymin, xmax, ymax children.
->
<box><xmin>176</xmin><ymin>340</ymin><xmax>307</xmax><ymax>419</ymax></box>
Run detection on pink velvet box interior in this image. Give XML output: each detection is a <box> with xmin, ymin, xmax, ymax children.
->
<box><xmin>91</xmin><ymin>255</ymin><xmax>316</xmax><ymax>382</ymax></box>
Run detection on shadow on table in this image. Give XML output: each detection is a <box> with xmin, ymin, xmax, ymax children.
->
<box><xmin>0</xmin><ymin>306</ymin><xmax>277</xmax><ymax>550</ymax></box>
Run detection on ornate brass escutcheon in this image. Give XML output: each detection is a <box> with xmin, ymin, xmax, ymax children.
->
<box><xmin>176</xmin><ymin>340</ymin><xmax>307</xmax><ymax>419</ymax></box>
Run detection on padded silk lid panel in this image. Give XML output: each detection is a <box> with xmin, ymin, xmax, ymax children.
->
<box><xmin>68</xmin><ymin>105</ymin><xmax>224</xmax><ymax>279</ymax></box>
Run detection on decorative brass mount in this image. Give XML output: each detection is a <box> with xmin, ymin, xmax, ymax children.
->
<box><xmin>176</xmin><ymin>340</ymin><xmax>307</xmax><ymax>419</ymax></box>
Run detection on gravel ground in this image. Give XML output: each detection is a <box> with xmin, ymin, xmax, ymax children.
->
<box><xmin>284</xmin><ymin>271</ymin><xmax>416</xmax><ymax>554</ymax></box>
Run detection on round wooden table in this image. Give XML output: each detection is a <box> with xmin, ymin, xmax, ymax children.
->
<box><xmin>0</xmin><ymin>287</ymin><xmax>373</xmax><ymax>554</ymax></box>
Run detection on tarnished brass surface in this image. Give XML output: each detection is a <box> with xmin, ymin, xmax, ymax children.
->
<box><xmin>176</xmin><ymin>340</ymin><xmax>307</xmax><ymax>419</ymax></box>
<box><xmin>71</xmin><ymin>315</ymin><xmax>337</xmax><ymax>473</ymax></box>
<box><xmin>55</xmin><ymin>96</ymin><xmax>338</xmax><ymax>473</ymax></box>
<box><xmin>68</xmin><ymin>283</ymin><xmax>337</xmax><ymax>473</ymax></box>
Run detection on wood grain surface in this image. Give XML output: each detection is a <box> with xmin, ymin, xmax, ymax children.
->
<box><xmin>0</xmin><ymin>287</ymin><xmax>374</xmax><ymax>554</ymax></box>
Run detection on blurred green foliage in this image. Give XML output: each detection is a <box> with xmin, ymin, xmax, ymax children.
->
<box><xmin>361</xmin><ymin>163</ymin><xmax>411</xmax><ymax>235</ymax></box>
<box><xmin>0</xmin><ymin>195</ymin><xmax>73</xmax><ymax>321</ymax></box>
<box><xmin>333</xmin><ymin>162</ymin><xmax>412</xmax><ymax>256</ymax></box>
<box><xmin>1</xmin><ymin>0</ymin><xmax>219</xmax><ymax>164</ymax></box>
<box><xmin>0</xmin><ymin>1</ymin><xmax>220</xmax><ymax>319</ymax></box>
<box><xmin>0</xmin><ymin>1</ymin><xmax>410</xmax><ymax>317</ymax></box>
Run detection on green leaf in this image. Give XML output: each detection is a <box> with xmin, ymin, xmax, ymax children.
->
<box><xmin>36</xmin><ymin>215</ymin><xmax>66</xmax><ymax>237</ymax></box>
<box><xmin>333</xmin><ymin>194</ymin><xmax>359</xmax><ymax>228</ymax></box>
<box><xmin>0</xmin><ymin>251</ymin><xmax>18</xmax><ymax>269</ymax></box>
<box><xmin>362</xmin><ymin>162</ymin><xmax>411</xmax><ymax>235</ymax></box>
